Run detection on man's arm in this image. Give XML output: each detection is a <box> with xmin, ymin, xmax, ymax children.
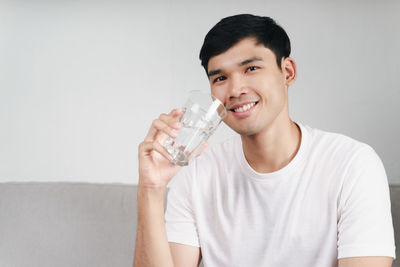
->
<box><xmin>170</xmin><ymin>242</ymin><xmax>202</xmax><ymax>267</ymax></box>
<box><xmin>133</xmin><ymin>186</ymin><xmax>201</xmax><ymax>267</ymax></box>
<box><xmin>134</xmin><ymin>109</ymin><xmax>202</xmax><ymax>267</ymax></box>
<box><xmin>133</xmin><ymin>186</ymin><xmax>174</xmax><ymax>267</ymax></box>
<box><xmin>338</xmin><ymin>256</ymin><xmax>393</xmax><ymax>267</ymax></box>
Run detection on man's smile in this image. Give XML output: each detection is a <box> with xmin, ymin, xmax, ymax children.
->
<box><xmin>228</xmin><ymin>101</ymin><xmax>259</xmax><ymax>118</ymax></box>
<box><xmin>230</xmin><ymin>101</ymin><xmax>258</xmax><ymax>112</ymax></box>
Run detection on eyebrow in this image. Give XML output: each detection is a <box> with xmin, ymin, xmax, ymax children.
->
<box><xmin>239</xmin><ymin>56</ymin><xmax>263</xmax><ymax>66</ymax></box>
<box><xmin>207</xmin><ymin>56</ymin><xmax>263</xmax><ymax>78</ymax></box>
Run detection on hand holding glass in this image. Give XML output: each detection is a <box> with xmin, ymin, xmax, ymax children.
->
<box><xmin>162</xmin><ymin>90</ymin><xmax>227</xmax><ymax>166</ymax></box>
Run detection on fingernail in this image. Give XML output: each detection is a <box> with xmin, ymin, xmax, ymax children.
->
<box><xmin>173</xmin><ymin>122</ymin><xmax>182</xmax><ymax>129</ymax></box>
<box><xmin>167</xmin><ymin>154</ymin><xmax>173</xmax><ymax>161</ymax></box>
<box><xmin>171</xmin><ymin>130</ymin><xmax>178</xmax><ymax>137</ymax></box>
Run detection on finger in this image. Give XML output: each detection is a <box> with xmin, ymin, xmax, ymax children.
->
<box><xmin>139</xmin><ymin>140</ymin><xmax>173</xmax><ymax>162</ymax></box>
<box><xmin>163</xmin><ymin>108</ymin><xmax>183</xmax><ymax>128</ymax></box>
<box><xmin>151</xmin><ymin>119</ymin><xmax>179</xmax><ymax>141</ymax></box>
<box><xmin>144</xmin><ymin>110</ymin><xmax>182</xmax><ymax>142</ymax></box>
<box><xmin>159</xmin><ymin>113</ymin><xmax>182</xmax><ymax>130</ymax></box>
<box><xmin>169</xmin><ymin>108</ymin><xmax>182</xmax><ymax>118</ymax></box>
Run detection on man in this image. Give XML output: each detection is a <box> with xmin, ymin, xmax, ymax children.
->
<box><xmin>134</xmin><ymin>14</ymin><xmax>396</xmax><ymax>267</ymax></box>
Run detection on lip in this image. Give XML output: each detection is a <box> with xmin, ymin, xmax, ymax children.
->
<box><xmin>230</xmin><ymin>101</ymin><xmax>258</xmax><ymax>119</ymax></box>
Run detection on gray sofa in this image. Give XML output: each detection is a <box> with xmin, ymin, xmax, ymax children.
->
<box><xmin>0</xmin><ymin>183</ymin><xmax>398</xmax><ymax>267</ymax></box>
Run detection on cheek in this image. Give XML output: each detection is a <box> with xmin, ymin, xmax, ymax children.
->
<box><xmin>256</xmin><ymin>77</ymin><xmax>286</xmax><ymax>107</ymax></box>
<box><xmin>211</xmin><ymin>87</ymin><xmax>227</xmax><ymax>104</ymax></box>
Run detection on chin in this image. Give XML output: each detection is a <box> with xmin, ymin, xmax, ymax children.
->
<box><xmin>230</xmin><ymin>125</ymin><xmax>260</xmax><ymax>136</ymax></box>
<box><xmin>224</xmin><ymin>119</ymin><xmax>254</xmax><ymax>135</ymax></box>
<box><xmin>224</xmin><ymin>111</ymin><xmax>267</xmax><ymax>136</ymax></box>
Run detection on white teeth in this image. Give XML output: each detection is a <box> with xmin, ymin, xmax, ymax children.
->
<box><xmin>234</xmin><ymin>102</ymin><xmax>255</xmax><ymax>112</ymax></box>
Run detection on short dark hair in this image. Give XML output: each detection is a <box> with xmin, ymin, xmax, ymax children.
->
<box><xmin>199</xmin><ymin>14</ymin><xmax>291</xmax><ymax>74</ymax></box>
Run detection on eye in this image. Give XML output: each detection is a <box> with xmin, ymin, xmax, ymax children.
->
<box><xmin>213</xmin><ymin>76</ymin><xmax>226</xmax><ymax>83</ymax></box>
<box><xmin>246</xmin><ymin>66</ymin><xmax>259</xmax><ymax>72</ymax></box>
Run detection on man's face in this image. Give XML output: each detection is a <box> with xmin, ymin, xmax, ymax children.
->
<box><xmin>207</xmin><ymin>37</ymin><xmax>295</xmax><ymax>136</ymax></box>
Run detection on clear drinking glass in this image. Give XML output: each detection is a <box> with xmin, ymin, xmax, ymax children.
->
<box><xmin>162</xmin><ymin>90</ymin><xmax>227</xmax><ymax>166</ymax></box>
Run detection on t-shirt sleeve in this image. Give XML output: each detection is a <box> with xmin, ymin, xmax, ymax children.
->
<box><xmin>165</xmin><ymin>165</ymin><xmax>200</xmax><ymax>247</ymax></box>
<box><xmin>337</xmin><ymin>145</ymin><xmax>396</xmax><ymax>259</ymax></box>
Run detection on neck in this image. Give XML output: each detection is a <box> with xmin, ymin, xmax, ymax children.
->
<box><xmin>241</xmin><ymin>118</ymin><xmax>301</xmax><ymax>173</ymax></box>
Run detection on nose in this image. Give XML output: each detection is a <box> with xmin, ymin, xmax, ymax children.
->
<box><xmin>228</xmin><ymin>73</ymin><xmax>247</xmax><ymax>100</ymax></box>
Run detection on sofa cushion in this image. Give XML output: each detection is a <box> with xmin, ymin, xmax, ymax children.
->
<box><xmin>0</xmin><ymin>182</ymin><xmax>398</xmax><ymax>267</ymax></box>
<box><xmin>0</xmin><ymin>183</ymin><xmax>138</xmax><ymax>267</ymax></box>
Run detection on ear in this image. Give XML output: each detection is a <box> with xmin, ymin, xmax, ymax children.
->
<box><xmin>282</xmin><ymin>57</ymin><xmax>297</xmax><ymax>86</ymax></box>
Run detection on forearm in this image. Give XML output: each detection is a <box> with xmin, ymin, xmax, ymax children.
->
<box><xmin>134</xmin><ymin>186</ymin><xmax>174</xmax><ymax>267</ymax></box>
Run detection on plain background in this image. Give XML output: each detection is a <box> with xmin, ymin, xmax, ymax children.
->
<box><xmin>1</xmin><ymin>0</ymin><xmax>399</xmax><ymax>184</ymax></box>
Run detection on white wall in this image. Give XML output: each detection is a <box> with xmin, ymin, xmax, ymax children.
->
<box><xmin>1</xmin><ymin>0</ymin><xmax>399</xmax><ymax>184</ymax></box>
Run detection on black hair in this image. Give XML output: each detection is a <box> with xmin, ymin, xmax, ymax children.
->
<box><xmin>199</xmin><ymin>14</ymin><xmax>291</xmax><ymax>74</ymax></box>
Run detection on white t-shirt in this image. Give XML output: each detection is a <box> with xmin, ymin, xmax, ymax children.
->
<box><xmin>165</xmin><ymin>122</ymin><xmax>396</xmax><ymax>267</ymax></box>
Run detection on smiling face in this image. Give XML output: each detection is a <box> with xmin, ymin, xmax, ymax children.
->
<box><xmin>207</xmin><ymin>37</ymin><xmax>296</xmax><ymax>136</ymax></box>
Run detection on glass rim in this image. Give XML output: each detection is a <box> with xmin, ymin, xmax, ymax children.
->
<box><xmin>187</xmin><ymin>89</ymin><xmax>227</xmax><ymax>112</ymax></box>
